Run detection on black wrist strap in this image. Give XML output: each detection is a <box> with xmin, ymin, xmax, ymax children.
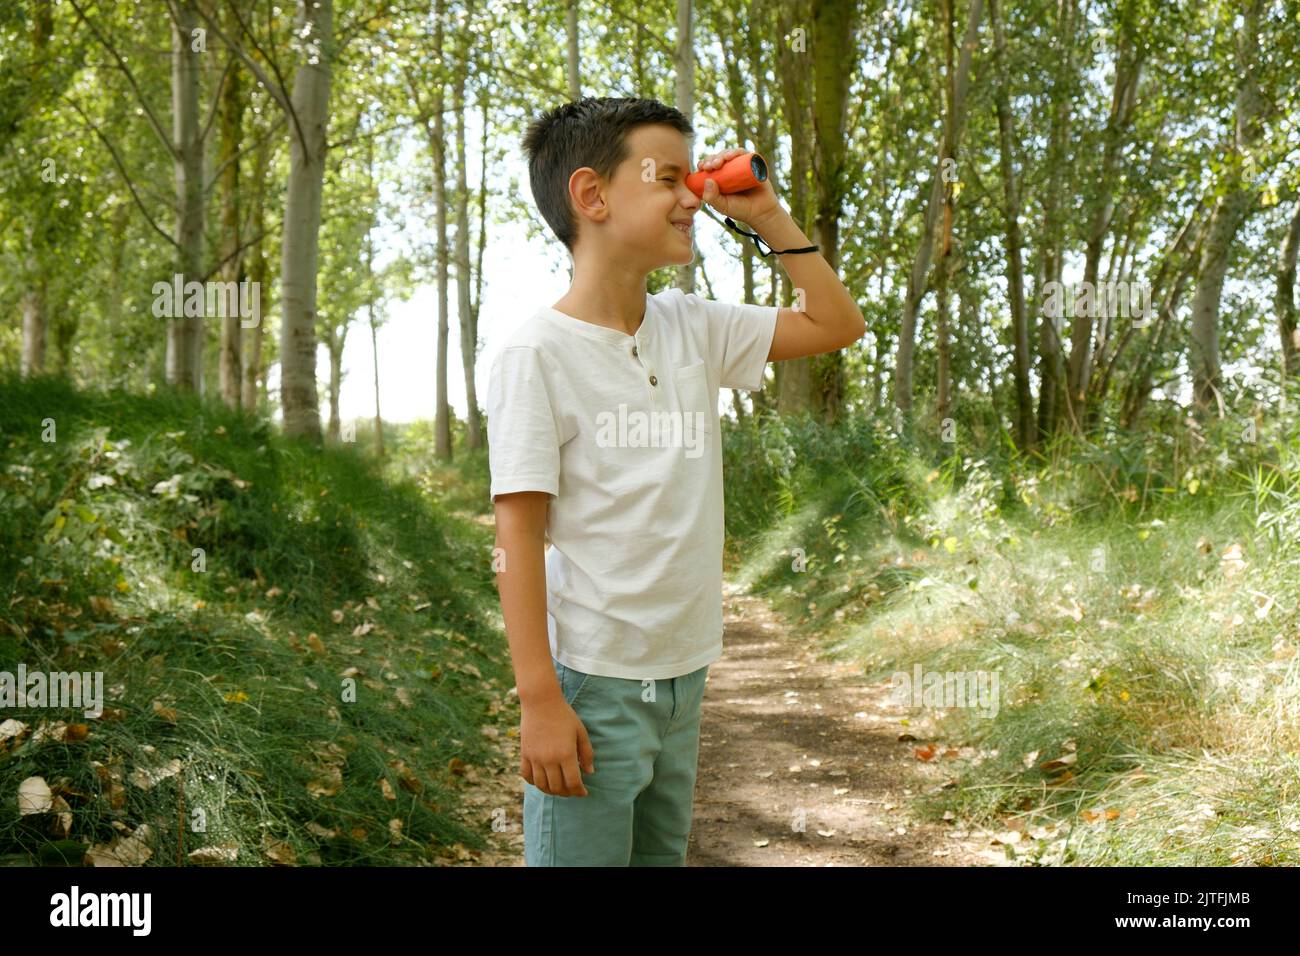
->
<box><xmin>723</xmin><ymin>217</ymin><xmax>820</xmax><ymax>257</ymax></box>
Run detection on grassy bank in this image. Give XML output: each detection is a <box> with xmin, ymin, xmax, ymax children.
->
<box><xmin>724</xmin><ymin>404</ymin><xmax>1300</xmax><ymax>865</ymax></box>
<box><xmin>0</xmin><ymin>376</ymin><xmax>503</xmax><ymax>866</ymax></box>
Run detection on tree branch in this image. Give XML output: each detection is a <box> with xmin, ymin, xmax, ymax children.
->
<box><xmin>199</xmin><ymin>50</ymin><xmax>239</xmax><ymax>149</ymax></box>
<box><xmin>191</xmin><ymin>0</ymin><xmax>308</xmax><ymax>157</ymax></box>
<box><xmin>200</xmin><ymin>222</ymin><xmax>280</xmax><ymax>283</ymax></box>
<box><xmin>67</xmin><ymin>0</ymin><xmax>177</xmax><ymax>160</ymax></box>
<box><xmin>204</xmin><ymin>112</ymin><xmax>286</xmax><ymax>194</ymax></box>
<box><xmin>61</xmin><ymin>93</ymin><xmax>180</xmax><ymax>253</ymax></box>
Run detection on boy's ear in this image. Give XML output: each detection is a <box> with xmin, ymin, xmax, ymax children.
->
<box><xmin>569</xmin><ymin>167</ymin><xmax>610</xmax><ymax>226</ymax></box>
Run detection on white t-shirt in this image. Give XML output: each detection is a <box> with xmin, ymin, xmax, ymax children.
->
<box><xmin>486</xmin><ymin>287</ymin><xmax>779</xmax><ymax>680</ymax></box>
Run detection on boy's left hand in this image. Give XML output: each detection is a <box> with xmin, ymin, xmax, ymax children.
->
<box><xmin>696</xmin><ymin>147</ymin><xmax>784</xmax><ymax>228</ymax></box>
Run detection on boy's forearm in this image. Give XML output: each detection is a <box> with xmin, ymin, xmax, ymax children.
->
<box><xmin>494</xmin><ymin>526</ymin><xmax>563</xmax><ymax>707</ymax></box>
<box><xmin>750</xmin><ymin>207</ymin><xmax>865</xmax><ymax>337</ymax></box>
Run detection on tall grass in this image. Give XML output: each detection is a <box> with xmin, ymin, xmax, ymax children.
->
<box><xmin>724</xmin><ymin>399</ymin><xmax>1300</xmax><ymax>865</ymax></box>
<box><xmin>0</xmin><ymin>375</ymin><xmax>505</xmax><ymax>866</ymax></box>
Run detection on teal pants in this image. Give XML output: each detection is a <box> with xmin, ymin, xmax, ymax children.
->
<box><xmin>523</xmin><ymin>657</ymin><xmax>710</xmax><ymax>866</ymax></box>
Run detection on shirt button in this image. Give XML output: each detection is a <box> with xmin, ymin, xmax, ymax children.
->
<box><xmin>649</xmin><ymin>374</ymin><xmax>658</xmax><ymax>386</ymax></box>
<box><xmin>632</xmin><ymin>346</ymin><xmax>638</xmax><ymax>357</ymax></box>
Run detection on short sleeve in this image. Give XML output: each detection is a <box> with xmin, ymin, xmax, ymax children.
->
<box><xmin>486</xmin><ymin>346</ymin><xmax>561</xmax><ymax>502</ymax></box>
<box><xmin>682</xmin><ymin>291</ymin><xmax>779</xmax><ymax>392</ymax></box>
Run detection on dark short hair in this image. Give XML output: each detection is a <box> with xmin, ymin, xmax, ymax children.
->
<box><xmin>522</xmin><ymin>96</ymin><xmax>694</xmax><ymax>253</ymax></box>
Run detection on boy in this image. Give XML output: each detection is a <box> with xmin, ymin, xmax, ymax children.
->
<box><xmin>487</xmin><ymin>96</ymin><xmax>864</xmax><ymax>866</ymax></box>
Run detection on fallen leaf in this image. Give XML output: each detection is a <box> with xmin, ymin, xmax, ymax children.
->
<box><xmin>0</xmin><ymin>719</ymin><xmax>27</xmax><ymax>749</ymax></box>
<box><xmin>91</xmin><ymin>761</ymin><xmax>126</xmax><ymax>809</ymax></box>
<box><xmin>128</xmin><ymin>757</ymin><xmax>182</xmax><ymax>790</ymax></box>
<box><xmin>85</xmin><ymin>825</ymin><xmax>154</xmax><ymax>866</ymax></box>
<box><xmin>262</xmin><ymin>835</ymin><xmax>297</xmax><ymax>866</ymax></box>
<box><xmin>31</xmin><ymin>721</ymin><xmax>69</xmax><ymax>746</ymax></box>
<box><xmin>18</xmin><ymin>776</ymin><xmax>53</xmax><ymax>815</ymax></box>
<box><xmin>1221</xmin><ymin>543</ymin><xmax>1247</xmax><ymax>577</ymax></box>
<box><xmin>1040</xmin><ymin>752</ymin><xmax>1077</xmax><ymax>772</ymax></box>
<box><xmin>50</xmin><ymin>795</ymin><xmax>73</xmax><ymax>837</ymax></box>
<box><xmin>307</xmin><ymin>766</ymin><xmax>343</xmax><ymax>798</ymax></box>
<box><xmin>188</xmin><ymin>845</ymin><xmax>240</xmax><ymax>865</ymax></box>
<box><xmin>1081</xmin><ymin>808</ymin><xmax>1121</xmax><ymax>823</ymax></box>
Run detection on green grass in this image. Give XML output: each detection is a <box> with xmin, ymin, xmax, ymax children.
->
<box><xmin>6</xmin><ymin>370</ymin><xmax>1295</xmax><ymax>867</ymax></box>
<box><xmin>726</xmin><ymin>402</ymin><xmax>1300</xmax><ymax>866</ymax></box>
<box><xmin>0</xmin><ymin>375</ymin><xmax>504</xmax><ymax>866</ymax></box>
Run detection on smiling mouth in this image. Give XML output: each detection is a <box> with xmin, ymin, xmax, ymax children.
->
<box><xmin>672</xmin><ymin>221</ymin><xmax>692</xmax><ymax>235</ymax></box>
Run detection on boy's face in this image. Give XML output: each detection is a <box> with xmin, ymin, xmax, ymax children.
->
<box><xmin>572</xmin><ymin>124</ymin><xmax>701</xmax><ymax>270</ymax></box>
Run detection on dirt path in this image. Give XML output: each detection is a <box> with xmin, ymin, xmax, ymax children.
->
<box><xmin>687</xmin><ymin>582</ymin><xmax>1001</xmax><ymax>866</ymax></box>
<box><xmin>456</xmin><ymin>580</ymin><xmax>1006</xmax><ymax>867</ymax></box>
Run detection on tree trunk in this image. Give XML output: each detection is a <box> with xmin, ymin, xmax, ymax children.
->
<box><xmin>894</xmin><ymin>0</ymin><xmax>983</xmax><ymax>427</ymax></box>
<box><xmin>167</xmin><ymin>0</ymin><xmax>205</xmax><ymax>392</ymax></box>
<box><xmin>19</xmin><ymin>6</ymin><xmax>52</xmax><ymax>378</ymax></box>
<box><xmin>241</xmin><ymin>136</ymin><xmax>270</xmax><ymax>413</ymax></box>
<box><xmin>565</xmin><ymin>0</ymin><xmax>580</xmax><ymax>100</ymax></box>
<box><xmin>1099</xmin><ymin>198</ymin><xmax>1204</xmax><ymax>416</ymax></box>
<box><xmin>1189</xmin><ymin>0</ymin><xmax>1264</xmax><ymax>415</ymax></box>
<box><xmin>1065</xmin><ymin>13</ymin><xmax>1143</xmax><ymax>430</ymax></box>
<box><xmin>278</xmin><ymin>0</ymin><xmax>333</xmax><ymax>439</ymax></box>
<box><xmin>370</xmin><ymin>307</ymin><xmax>383</xmax><ymax>457</ymax></box>
<box><xmin>774</xmin><ymin>0</ymin><xmax>814</xmax><ymax>416</ymax></box>
<box><xmin>935</xmin><ymin>275</ymin><xmax>953</xmax><ymax>424</ymax></box>
<box><xmin>1034</xmin><ymin>0</ymin><xmax>1075</xmax><ymax>441</ymax></box>
<box><xmin>20</xmin><ymin>282</ymin><xmax>47</xmax><ymax>378</ymax></box>
<box><xmin>674</xmin><ymin>0</ymin><xmax>696</xmax><ymax>293</ymax></box>
<box><xmin>21</xmin><ymin>220</ymin><xmax>46</xmax><ymax>377</ymax></box>
<box><xmin>1277</xmin><ymin>200</ymin><xmax>1300</xmax><ymax>391</ymax></box>
<box><xmin>470</xmin><ymin>84</ymin><xmax>490</xmax><ymax>447</ymax></box>
<box><xmin>326</xmin><ymin>335</ymin><xmax>344</xmax><ymax>441</ymax></box>
<box><xmin>721</xmin><ymin>0</ymin><xmax>768</xmax><ymax>417</ymax></box>
<box><xmin>453</xmin><ymin>18</ymin><xmax>482</xmax><ymax>452</ymax></box>
<box><xmin>808</xmin><ymin>0</ymin><xmax>859</xmax><ymax>425</ymax></box>
<box><xmin>933</xmin><ymin>0</ymin><xmax>958</xmax><ymax>429</ymax></box>
<box><xmin>218</xmin><ymin>19</ymin><xmax>245</xmax><ymax>409</ymax></box>
<box><xmin>989</xmin><ymin>0</ymin><xmax>1031</xmax><ymax>450</ymax></box>
<box><xmin>433</xmin><ymin>0</ymin><xmax>452</xmax><ymax>460</ymax></box>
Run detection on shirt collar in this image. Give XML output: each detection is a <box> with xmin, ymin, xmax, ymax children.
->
<box><xmin>538</xmin><ymin>294</ymin><xmax>655</xmax><ymax>346</ymax></box>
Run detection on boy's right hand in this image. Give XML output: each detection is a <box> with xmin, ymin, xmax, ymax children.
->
<box><xmin>520</xmin><ymin>696</ymin><xmax>595</xmax><ymax>797</ymax></box>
